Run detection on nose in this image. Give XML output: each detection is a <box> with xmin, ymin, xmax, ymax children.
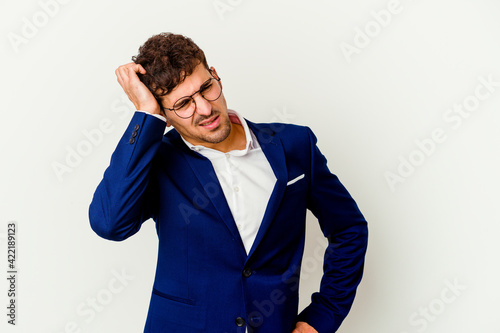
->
<box><xmin>193</xmin><ymin>93</ymin><xmax>212</xmax><ymax>116</ymax></box>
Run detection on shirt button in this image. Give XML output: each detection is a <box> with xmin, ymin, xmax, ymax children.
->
<box><xmin>225</xmin><ymin>153</ymin><xmax>230</xmax><ymax>159</ymax></box>
<box><xmin>234</xmin><ymin>186</ymin><xmax>240</xmax><ymax>192</ymax></box>
<box><xmin>237</xmin><ymin>224</ymin><xmax>242</xmax><ymax>230</ymax></box>
<box><xmin>235</xmin><ymin>317</ymin><xmax>246</xmax><ymax>327</ymax></box>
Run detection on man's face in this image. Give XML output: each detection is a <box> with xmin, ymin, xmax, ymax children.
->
<box><xmin>160</xmin><ymin>63</ymin><xmax>232</xmax><ymax>148</ymax></box>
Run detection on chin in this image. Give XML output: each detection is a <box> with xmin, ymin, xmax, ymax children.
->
<box><xmin>203</xmin><ymin>116</ymin><xmax>232</xmax><ymax>144</ymax></box>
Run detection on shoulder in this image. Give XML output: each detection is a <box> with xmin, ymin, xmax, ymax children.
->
<box><xmin>246</xmin><ymin>119</ymin><xmax>313</xmax><ymax>143</ymax></box>
<box><xmin>246</xmin><ymin>120</ymin><xmax>318</xmax><ymax>165</ymax></box>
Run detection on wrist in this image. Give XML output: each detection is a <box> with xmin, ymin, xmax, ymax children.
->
<box><xmin>136</xmin><ymin>100</ymin><xmax>161</xmax><ymax>114</ymax></box>
<box><xmin>136</xmin><ymin>110</ymin><xmax>167</xmax><ymax>123</ymax></box>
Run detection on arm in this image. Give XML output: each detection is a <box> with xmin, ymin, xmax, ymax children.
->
<box><xmin>89</xmin><ymin>63</ymin><xmax>166</xmax><ymax>241</ymax></box>
<box><xmin>89</xmin><ymin>112</ymin><xmax>165</xmax><ymax>240</ymax></box>
<box><xmin>297</xmin><ymin>128</ymin><xmax>368</xmax><ymax>332</ymax></box>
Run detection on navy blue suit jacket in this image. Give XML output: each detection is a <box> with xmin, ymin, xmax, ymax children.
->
<box><xmin>89</xmin><ymin>111</ymin><xmax>368</xmax><ymax>333</ymax></box>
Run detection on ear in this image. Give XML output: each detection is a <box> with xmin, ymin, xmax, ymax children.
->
<box><xmin>156</xmin><ymin>96</ymin><xmax>172</xmax><ymax>127</ymax></box>
<box><xmin>210</xmin><ymin>66</ymin><xmax>222</xmax><ymax>89</ymax></box>
<box><xmin>164</xmin><ymin>111</ymin><xmax>172</xmax><ymax>127</ymax></box>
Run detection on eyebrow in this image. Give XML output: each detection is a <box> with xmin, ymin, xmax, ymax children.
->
<box><xmin>175</xmin><ymin>77</ymin><xmax>213</xmax><ymax>100</ymax></box>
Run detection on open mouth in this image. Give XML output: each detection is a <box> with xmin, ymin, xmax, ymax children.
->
<box><xmin>198</xmin><ymin>115</ymin><xmax>220</xmax><ymax>129</ymax></box>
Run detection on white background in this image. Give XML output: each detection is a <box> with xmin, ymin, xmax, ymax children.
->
<box><xmin>1</xmin><ymin>0</ymin><xmax>499</xmax><ymax>332</ymax></box>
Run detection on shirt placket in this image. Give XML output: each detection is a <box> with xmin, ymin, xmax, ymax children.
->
<box><xmin>226</xmin><ymin>153</ymin><xmax>244</xmax><ymax>232</ymax></box>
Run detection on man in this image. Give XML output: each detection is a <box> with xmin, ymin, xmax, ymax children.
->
<box><xmin>89</xmin><ymin>32</ymin><xmax>368</xmax><ymax>333</ymax></box>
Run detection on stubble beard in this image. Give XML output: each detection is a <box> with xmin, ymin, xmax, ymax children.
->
<box><xmin>195</xmin><ymin>111</ymin><xmax>232</xmax><ymax>144</ymax></box>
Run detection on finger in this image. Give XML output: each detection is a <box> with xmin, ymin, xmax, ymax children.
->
<box><xmin>115</xmin><ymin>70</ymin><xmax>124</xmax><ymax>87</ymax></box>
<box><xmin>115</xmin><ymin>67</ymin><xmax>122</xmax><ymax>81</ymax></box>
<box><xmin>115</xmin><ymin>66</ymin><xmax>130</xmax><ymax>83</ymax></box>
<box><xmin>115</xmin><ymin>69</ymin><xmax>129</xmax><ymax>89</ymax></box>
<box><xmin>116</xmin><ymin>63</ymin><xmax>136</xmax><ymax>78</ymax></box>
<box><xmin>136</xmin><ymin>63</ymin><xmax>147</xmax><ymax>75</ymax></box>
<box><xmin>115</xmin><ymin>67</ymin><xmax>124</xmax><ymax>82</ymax></box>
<box><xmin>124</xmin><ymin>67</ymin><xmax>148</xmax><ymax>92</ymax></box>
<box><xmin>121</xmin><ymin>65</ymin><xmax>140</xmax><ymax>86</ymax></box>
<box><xmin>121</xmin><ymin>62</ymin><xmax>145</xmax><ymax>75</ymax></box>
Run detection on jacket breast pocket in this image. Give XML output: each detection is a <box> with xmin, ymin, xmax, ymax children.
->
<box><xmin>147</xmin><ymin>289</ymin><xmax>207</xmax><ymax>331</ymax></box>
<box><xmin>285</xmin><ymin>173</ymin><xmax>307</xmax><ymax>195</ymax></box>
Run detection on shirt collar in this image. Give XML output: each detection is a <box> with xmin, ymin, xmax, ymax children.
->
<box><xmin>180</xmin><ymin>109</ymin><xmax>258</xmax><ymax>155</ymax></box>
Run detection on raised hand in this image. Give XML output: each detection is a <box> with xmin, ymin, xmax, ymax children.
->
<box><xmin>115</xmin><ymin>62</ymin><xmax>162</xmax><ymax>116</ymax></box>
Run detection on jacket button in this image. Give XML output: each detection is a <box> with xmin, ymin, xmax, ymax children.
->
<box><xmin>134</xmin><ymin>124</ymin><xmax>140</xmax><ymax>130</ymax></box>
<box><xmin>131</xmin><ymin>130</ymin><xmax>138</xmax><ymax>138</ymax></box>
<box><xmin>235</xmin><ymin>317</ymin><xmax>246</xmax><ymax>327</ymax></box>
<box><xmin>242</xmin><ymin>268</ymin><xmax>252</xmax><ymax>278</ymax></box>
<box><xmin>129</xmin><ymin>137</ymin><xmax>135</xmax><ymax>144</ymax></box>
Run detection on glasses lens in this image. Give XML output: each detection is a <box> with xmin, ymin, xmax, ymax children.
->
<box><xmin>173</xmin><ymin>97</ymin><xmax>195</xmax><ymax>118</ymax></box>
<box><xmin>170</xmin><ymin>78</ymin><xmax>222</xmax><ymax>118</ymax></box>
<box><xmin>201</xmin><ymin>78</ymin><xmax>222</xmax><ymax>101</ymax></box>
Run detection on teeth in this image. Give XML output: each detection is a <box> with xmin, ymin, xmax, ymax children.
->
<box><xmin>202</xmin><ymin>117</ymin><xmax>216</xmax><ymax>126</ymax></box>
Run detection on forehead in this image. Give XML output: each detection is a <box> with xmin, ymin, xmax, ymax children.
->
<box><xmin>161</xmin><ymin>64</ymin><xmax>211</xmax><ymax>104</ymax></box>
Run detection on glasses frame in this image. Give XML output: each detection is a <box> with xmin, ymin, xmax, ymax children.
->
<box><xmin>163</xmin><ymin>70</ymin><xmax>222</xmax><ymax>119</ymax></box>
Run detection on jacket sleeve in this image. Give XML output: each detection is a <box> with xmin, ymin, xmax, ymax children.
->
<box><xmin>297</xmin><ymin>127</ymin><xmax>368</xmax><ymax>332</ymax></box>
<box><xmin>89</xmin><ymin>111</ymin><xmax>166</xmax><ymax>241</ymax></box>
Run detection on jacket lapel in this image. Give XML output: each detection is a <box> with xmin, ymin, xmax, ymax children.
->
<box><xmin>245</xmin><ymin>121</ymin><xmax>288</xmax><ymax>260</ymax></box>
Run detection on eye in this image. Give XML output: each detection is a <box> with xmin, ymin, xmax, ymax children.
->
<box><xmin>201</xmin><ymin>81</ymin><xmax>213</xmax><ymax>93</ymax></box>
<box><xmin>174</xmin><ymin>98</ymin><xmax>191</xmax><ymax>110</ymax></box>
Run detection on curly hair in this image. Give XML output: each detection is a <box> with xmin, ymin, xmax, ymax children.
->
<box><xmin>132</xmin><ymin>33</ymin><xmax>209</xmax><ymax>108</ymax></box>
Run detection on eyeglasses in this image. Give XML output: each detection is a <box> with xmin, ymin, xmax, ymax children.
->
<box><xmin>163</xmin><ymin>71</ymin><xmax>222</xmax><ymax>119</ymax></box>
